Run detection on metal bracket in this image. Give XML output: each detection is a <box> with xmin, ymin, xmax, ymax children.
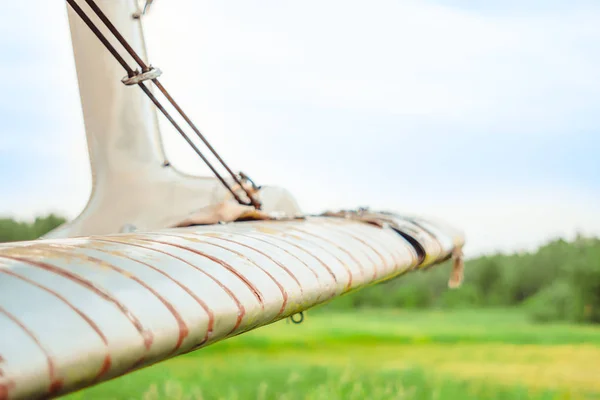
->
<box><xmin>122</xmin><ymin>67</ymin><xmax>162</xmax><ymax>86</ymax></box>
<box><xmin>132</xmin><ymin>0</ymin><xmax>154</xmax><ymax>19</ymax></box>
<box><xmin>119</xmin><ymin>224</ymin><xmax>138</xmax><ymax>233</ymax></box>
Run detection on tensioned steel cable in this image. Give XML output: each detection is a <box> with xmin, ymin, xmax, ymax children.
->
<box><xmin>66</xmin><ymin>0</ymin><xmax>261</xmax><ymax>209</ymax></box>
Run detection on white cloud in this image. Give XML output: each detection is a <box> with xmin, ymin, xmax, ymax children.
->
<box><xmin>145</xmin><ymin>0</ymin><xmax>600</xmax><ymax>134</ymax></box>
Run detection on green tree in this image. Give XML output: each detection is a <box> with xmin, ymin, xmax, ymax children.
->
<box><xmin>0</xmin><ymin>214</ymin><xmax>66</xmax><ymax>243</ymax></box>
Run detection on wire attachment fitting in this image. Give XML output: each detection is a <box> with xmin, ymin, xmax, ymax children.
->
<box><xmin>290</xmin><ymin>312</ymin><xmax>305</xmax><ymax>324</ymax></box>
<box><xmin>122</xmin><ymin>67</ymin><xmax>162</xmax><ymax>86</ymax></box>
<box><xmin>132</xmin><ymin>0</ymin><xmax>154</xmax><ymax>19</ymax></box>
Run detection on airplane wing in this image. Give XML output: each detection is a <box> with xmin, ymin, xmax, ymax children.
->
<box><xmin>0</xmin><ymin>213</ymin><xmax>464</xmax><ymax>399</ymax></box>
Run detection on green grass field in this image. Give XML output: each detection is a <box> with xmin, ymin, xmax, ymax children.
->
<box><xmin>65</xmin><ymin>309</ymin><xmax>600</xmax><ymax>399</ymax></box>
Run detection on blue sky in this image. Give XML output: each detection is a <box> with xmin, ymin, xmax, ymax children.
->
<box><xmin>0</xmin><ymin>0</ymin><xmax>599</xmax><ymax>255</ymax></box>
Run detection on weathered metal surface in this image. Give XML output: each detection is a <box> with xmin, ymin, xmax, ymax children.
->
<box><xmin>0</xmin><ymin>216</ymin><xmax>463</xmax><ymax>399</ymax></box>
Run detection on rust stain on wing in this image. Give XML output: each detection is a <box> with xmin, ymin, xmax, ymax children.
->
<box><xmin>103</xmin><ymin>237</ymin><xmax>245</xmax><ymax>334</ymax></box>
<box><xmin>86</xmin><ymin>239</ymin><xmax>214</xmax><ymax>346</ymax></box>
<box><xmin>0</xmin><ymin>306</ymin><xmax>63</xmax><ymax>396</ymax></box>
<box><xmin>155</xmin><ymin>233</ymin><xmax>288</xmax><ymax>317</ymax></box>
<box><xmin>279</xmin><ymin>231</ymin><xmax>353</xmax><ymax>290</ymax></box>
<box><xmin>0</xmin><ymin>269</ymin><xmax>112</xmax><ymax>380</ymax></box>
<box><xmin>291</xmin><ymin>227</ymin><xmax>368</xmax><ymax>283</ymax></box>
<box><xmin>49</xmin><ymin>247</ymin><xmax>189</xmax><ymax>353</ymax></box>
<box><xmin>0</xmin><ymin>255</ymin><xmax>154</xmax><ymax>351</ymax></box>
<box><xmin>203</xmin><ymin>234</ymin><xmax>304</xmax><ymax>295</ymax></box>
<box><xmin>137</xmin><ymin>237</ymin><xmax>265</xmax><ymax>309</ymax></box>
<box><xmin>254</xmin><ymin>233</ymin><xmax>340</xmax><ymax>289</ymax></box>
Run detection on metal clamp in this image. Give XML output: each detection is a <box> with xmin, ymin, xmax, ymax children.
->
<box><xmin>122</xmin><ymin>67</ymin><xmax>162</xmax><ymax>86</ymax></box>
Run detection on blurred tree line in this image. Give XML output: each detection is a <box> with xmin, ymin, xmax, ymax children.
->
<box><xmin>326</xmin><ymin>235</ymin><xmax>600</xmax><ymax>324</ymax></box>
<box><xmin>1</xmin><ymin>215</ymin><xmax>598</xmax><ymax>324</ymax></box>
<box><xmin>0</xmin><ymin>214</ymin><xmax>65</xmax><ymax>242</ymax></box>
